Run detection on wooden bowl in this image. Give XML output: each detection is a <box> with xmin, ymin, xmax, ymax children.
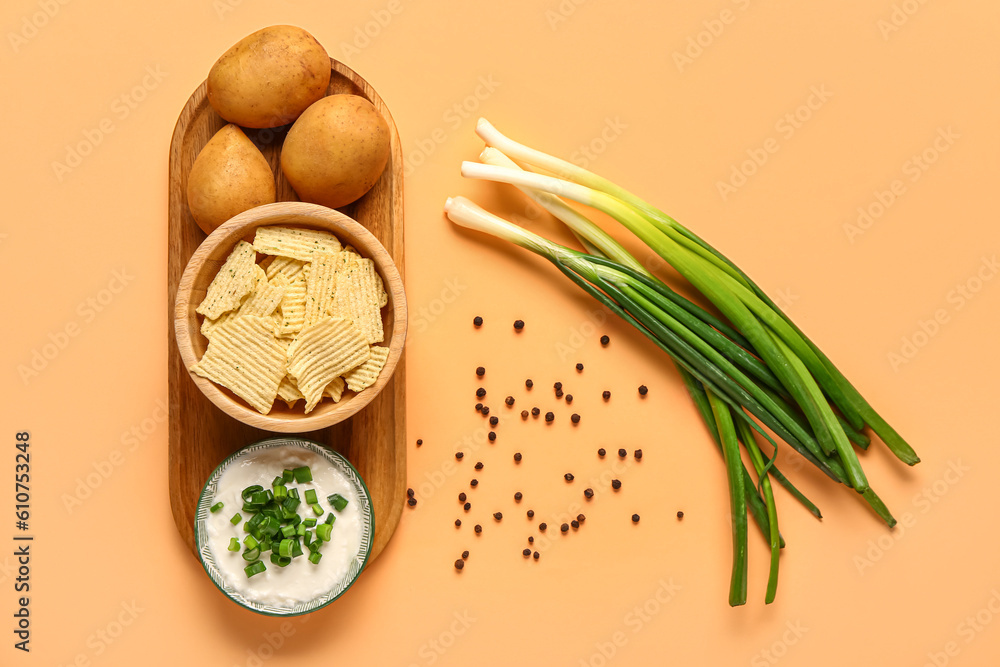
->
<box><xmin>173</xmin><ymin>202</ymin><xmax>407</xmax><ymax>432</ymax></box>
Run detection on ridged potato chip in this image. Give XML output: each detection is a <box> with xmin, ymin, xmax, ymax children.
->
<box><xmin>196</xmin><ymin>240</ymin><xmax>258</xmax><ymax>319</ymax></box>
<box><xmin>302</xmin><ymin>252</ymin><xmax>342</xmax><ymax>329</ymax></box>
<box><xmin>344</xmin><ymin>345</ymin><xmax>390</xmax><ymax>392</ymax></box>
<box><xmin>276</xmin><ymin>374</ymin><xmax>304</xmax><ymax>408</ymax></box>
<box><xmin>191</xmin><ymin>315</ymin><xmax>286</xmax><ymax>414</ymax></box>
<box><xmin>241</xmin><ymin>272</ymin><xmax>287</xmax><ymax>317</ymax></box>
<box><xmin>264</xmin><ymin>255</ymin><xmax>306</xmax><ymax>281</ymax></box>
<box><xmin>277</xmin><ymin>267</ymin><xmax>309</xmax><ymax>337</ymax></box>
<box><xmin>324</xmin><ymin>377</ymin><xmax>345</xmax><ymax>403</ymax></box>
<box><xmin>253</xmin><ymin>226</ymin><xmax>341</xmax><ymax>262</ymax></box>
<box><xmin>330</xmin><ymin>258</ymin><xmax>384</xmax><ymax>344</ymax></box>
<box><xmin>287</xmin><ymin>317</ymin><xmax>369</xmax><ymax>413</ymax></box>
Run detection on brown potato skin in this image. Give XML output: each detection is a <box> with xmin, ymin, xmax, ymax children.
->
<box><xmin>280</xmin><ymin>95</ymin><xmax>391</xmax><ymax>209</ymax></box>
<box><xmin>207</xmin><ymin>25</ymin><xmax>331</xmax><ymax>128</ymax></box>
<box><xmin>186</xmin><ymin>124</ymin><xmax>276</xmax><ymax>235</ymax></box>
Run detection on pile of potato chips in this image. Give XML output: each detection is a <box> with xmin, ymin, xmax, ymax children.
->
<box><xmin>192</xmin><ymin>226</ymin><xmax>390</xmax><ymax>415</ymax></box>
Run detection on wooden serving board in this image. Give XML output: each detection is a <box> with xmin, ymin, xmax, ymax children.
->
<box><xmin>167</xmin><ymin>60</ymin><xmax>405</xmax><ymax>563</ymax></box>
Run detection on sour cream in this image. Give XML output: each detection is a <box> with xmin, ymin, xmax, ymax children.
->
<box><xmin>205</xmin><ymin>444</ymin><xmax>366</xmax><ymax>608</ymax></box>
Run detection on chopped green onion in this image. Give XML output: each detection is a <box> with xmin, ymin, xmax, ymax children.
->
<box><xmin>250</xmin><ymin>491</ymin><xmax>269</xmax><ymax>505</ymax></box>
<box><xmin>282</xmin><ymin>496</ymin><xmax>300</xmax><ymax>513</ymax></box>
<box><xmin>227</xmin><ymin>537</ymin><xmax>240</xmax><ymax>551</ymax></box>
<box><xmin>304</xmin><ymin>489</ymin><xmax>318</xmax><ymax>505</ymax></box>
<box><xmin>308</xmin><ymin>540</ymin><xmax>322</xmax><ymax>554</ymax></box>
<box><xmin>242</xmin><ymin>546</ymin><xmax>261</xmax><ymax>562</ymax></box>
<box><xmin>303</xmin><ymin>530</ymin><xmax>312</xmax><ymax>546</ymax></box>
<box><xmin>311</xmin><ymin>503</ymin><xmax>324</xmax><ymax>516</ymax></box>
<box><xmin>244</xmin><ymin>561</ymin><xmax>266</xmax><ymax>578</ymax></box>
<box><xmin>230</xmin><ymin>513</ymin><xmax>242</xmax><ymax>525</ymax></box>
<box><xmin>303</xmin><ymin>518</ymin><xmax>317</xmax><ymax>527</ymax></box>
<box><xmin>292</xmin><ymin>466</ymin><xmax>312</xmax><ymax>483</ymax></box>
<box><xmin>260</xmin><ymin>538</ymin><xmax>272</xmax><ymax>553</ymax></box>
<box><xmin>328</xmin><ymin>493</ymin><xmax>349</xmax><ymax>511</ymax></box>
<box><xmin>210</xmin><ymin>502</ymin><xmax>224</xmax><ymax>513</ymax></box>
<box><xmin>292</xmin><ymin>538</ymin><xmax>304</xmax><ymax>558</ymax></box>
<box><xmin>271</xmin><ymin>475</ymin><xmax>284</xmax><ymax>487</ymax></box>
<box><xmin>241</xmin><ymin>485</ymin><xmax>263</xmax><ymax>502</ymax></box>
<box><xmin>278</xmin><ymin>538</ymin><xmax>294</xmax><ymax>558</ymax></box>
<box><xmin>270</xmin><ymin>553</ymin><xmax>291</xmax><ymax>567</ymax></box>
<box><xmin>282</xmin><ymin>469</ymin><xmax>294</xmax><ymax>483</ymax></box>
<box><xmin>316</xmin><ymin>523</ymin><xmax>333</xmax><ymax>542</ymax></box>
<box><xmin>295</xmin><ymin>523</ymin><xmax>306</xmax><ymax>537</ymax></box>
<box><xmin>272</xmin><ymin>485</ymin><xmax>288</xmax><ymax>501</ymax></box>
<box><xmin>280</xmin><ymin>524</ymin><xmax>295</xmax><ymax>538</ymax></box>
<box><xmin>288</xmin><ymin>488</ymin><xmax>300</xmax><ymax>500</ymax></box>
<box><xmin>324</xmin><ymin>513</ymin><xmax>337</xmax><ymax>526</ymax></box>
<box><xmin>308</xmin><ymin>552</ymin><xmax>322</xmax><ymax>565</ymax></box>
<box><xmin>260</xmin><ymin>516</ymin><xmax>280</xmax><ymax>537</ymax></box>
<box><xmin>243</xmin><ymin>535</ymin><xmax>260</xmax><ymax>551</ymax></box>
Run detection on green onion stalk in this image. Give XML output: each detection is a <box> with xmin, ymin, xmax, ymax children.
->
<box><xmin>446</xmin><ymin>125</ymin><xmax>917</xmax><ymax>603</ymax></box>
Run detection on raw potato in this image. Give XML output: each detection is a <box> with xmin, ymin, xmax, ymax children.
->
<box><xmin>186</xmin><ymin>125</ymin><xmax>276</xmax><ymax>235</ymax></box>
<box><xmin>207</xmin><ymin>25</ymin><xmax>331</xmax><ymax>128</ymax></box>
<box><xmin>280</xmin><ymin>95</ymin><xmax>390</xmax><ymax>209</ymax></box>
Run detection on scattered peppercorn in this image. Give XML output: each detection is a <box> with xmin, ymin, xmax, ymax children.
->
<box><xmin>602</xmin><ymin>391</ymin><xmax>611</xmax><ymax>401</ymax></box>
<box><xmin>576</xmin><ymin>363</ymin><xmax>584</xmax><ymax>372</ymax></box>
<box><xmin>488</xmin><ymin>431</ymin><xmax>497</xmax><ymax>442</ymax></box>
<box><xmin>407</xmin><ymin>498</ymin><xmax>416</xmax><ymax>507</ymax></box>
<box><xmin>475</xmin><ymin>462</ymin><xmax>484</xmax><ymax>470</ymax></box>
<box><xmin>481</xmin><ymin>406</ymin><xmax>490</xmax><ymax>416</ymax></box>
<box><xmin>514</xmin><ymin>492</ymin><xmax>522</xmax><ymax>502</ymax></box>
<box><xmin>571</xmin><ymin>520</ymin><xmax>580</xmax><ymax>529</ymax></box>
<box><xmin>459</xmin><ymin>492</ymin><xmax>467</xmax><ymax>502</ymax></box>
<box><xmin>514</xmin><ymin>452</ymin><xmax>522</xmax><ymax>462</ymax></box>
<box><xmin>555</xmin><ymin>388</ymin><xmax>564</xmax><ymax>398</ymax></box>
<box><xmin>577</xmin><ymin>514</ymin><xmax>586</xmax><ymax>523</ymax></box>
<box><xmin>464</xmin><ymin>502</ymin><xmax>471</xmax><ymax>511</ymax></box>
<box><xmin>600</xmin><ymin>335</ymin><xmax>610</xmax><ymax>346</ymax></box>
<box><xmin>456</xmin><ymin>452</ymin><xmax>464</xmax><ymax>460</ymax></box>
<box><xmin>554</xmin><ymin>382</ymin><xmax>562</xmax><ymax>390</ymax></box>
<box><xmin>407</xmin><ymin>488</ymin><xmax>414</xmax><ymax>497</ymax></box>
<box><xmin>528</xmin><ymin>536</ymin><xmax>534</xmax><ymax>543</ymax></box>
<box><xmin>525</xmin><ymin>379</ymin><xmax>533</xmax><ymax>389</ymax></box>
<box><xmin>611</xmin><ymin>479</ymin><xmax>622</xmax><ymax>490</ymax></box>
<box><xmin>560</xmin><ymin>523</ymin><xmax>569</xmax><ymax>533</ymax></box>
<box><xmin>470</xmin><ymin>479</ymin><xmax>478</xmax><ymax>487</ymax></box>
<box><xmin>584</xmin><ymin>488</ymin><xmax>594</xmax><ymax>499</ymax></box>
<box><xmin>618</xmin><ymin>448</ymin><xmax>627</xmax><ymax>458</ymax></box>
<box><xmin>539</xmin><ymin>523</ymin><xmax>547</xmax><ymax>531</ymax></box>
<box><xmin>455</xmin><ymin>519</ymin><xmax>461</xmax><ymax>527</ymax></box>
<box><xmin>514</xmin><ymin>319</ymin><xmax>525</xmax><ymax>330</ymax></box>
<box><xmin>677</xmin><ymin>511</ymin><xmax>684</xmax><ymax>519</ymax></box>
<box><xmin>571</xmin><ymin>413</ymin><xmax>581</xmax><ymax>424</ymax></box>
<box><xmin>523</xmin><ymin>548</ymin><xmax>531</xmax><ymax>557</ymax></box>
<box><xmin>455</xmin><ymin>559</ymin><xmax>464</xmax><ymax>570</ymax></box>
<box><xmin>475</xmin><ymin>403</ymin><xmax>483</xmax><ymax>412</ymax></box>
<box><xmin>474</xmin><ymin>524</ymin><xmax>482</xmax><ymax>533</ymax></box>
<box><xmin>416</xmin><ymin>439</ymin><xmax>423</xmax><ymax>446</ymax></box>
<box><xmin>632</xmin><ymin>514</ymin><xmax>640</xmax><ymax>523</ymax></box>
<box><xmin>521</xmin><ymin>410</ymin><xmax>529</xmax><ymax>420</ymax></box>
<box><xmin>598</xmin><ymin>448</ymin><xmax>606</xmax><ymax>457</ymax></box>
<box><xmin>545</xmin><ymin>411</ymin><xmax>555</xmax><ymax>422</ymax></box>
<box><xmin>635</xmin><ymin>449</ymin><xmax>643</xmax><ymax>460</ymax></box>
<box><xmin>476</xmin><ymin>366</ymin><xmax>485</xmax><ymax>377</ymax></box>
<box><xmin>527</xmin><ymin>510</ymin><xmax>534</xmax><ymax>518</ymax></box>
<box><xmin>494</xmin><ymin>512</ymin><xmax>503</xmax><ymax>521</ymax></box>
<box><xmin>564</xmin><ymin>473</ymin><xmax>575</xmax><ymax>482</ymax></box>
<box><xmin>476</xmin><ymin>387</ymin><xmax>486</xmax><ymax>398</ymax></box>
<box><xmin>489</xmin><ymin>416</ymin><xmax>498</xmax><ymax>427</ymax></box>
<box><xmin>462</xmin><ymin>550</ymin><xmax>469</xmax><ymax>559</ymax></box>
<box><xmin>531</xmin><ymin>407</ymin><xmax>540</xmax><ymax>416</ymax></box>
<box><xmin>505</xmin><ymin>396</ymin><xmax>515</xmax><ymax>406</ymax></box>
<box><xmin>473</xmin><ymin>316</ymin><xmax>483</xmax><ymax>327</ymax></box>
<box><xmin>638</xmin><ymin>385</ymin><xmax>648</xmax><ymax>396</ymax></box>
<box><xmin>533</xmin><ymin>551</ymin><xmax>540</xmax><ymax>560</ymax></box>
<box><xmin>565</xmin><ymin>394</ymin><xmax>573</xmax><ymax>404</ymax></box>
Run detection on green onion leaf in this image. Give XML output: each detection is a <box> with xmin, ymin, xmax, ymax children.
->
<box><xmin>230</xmin><ymin>513</ymin><xmax>242</xmax><ymax>525</ymax></box>
<box><xmin>210</xmin><ymin>502</ymin><xmax>224</xmax><ymax>513</ymax></box>
<box><xmin>328</xmin><ymin>493</ymin><xmax>349</xmax><ymax>511</ymax></box>
<box><xmin>308</xmin><ymin>552</ymin><xmax>322</xmax><ymax>565</ymax></box>
<box><xmin>244</xmin><ymin>561</ymin><xmax>266</xmax><ymax>578</ymax></box>
<box><xmin>227</xmin><ymin>538</ymin><xmax>240</xmax><ymax>551</ymax></box>
<box><xmin>292</xmin><ymin>466</ymin><xmax>312</xmax><ymax>483</ymax></box>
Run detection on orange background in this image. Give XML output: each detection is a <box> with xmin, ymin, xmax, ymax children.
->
<box><xmin>2</xmin><ymin>0</ymin><xmax>999</xmax><ymax>665</ymax></box>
